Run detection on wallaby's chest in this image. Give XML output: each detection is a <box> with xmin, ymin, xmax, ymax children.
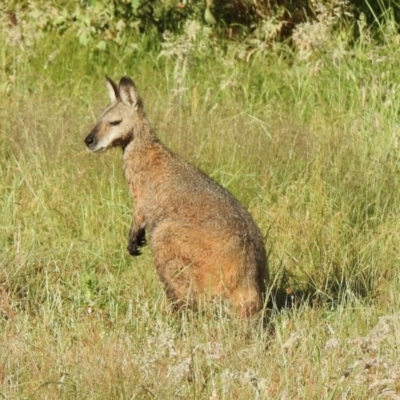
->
<box><xmin>123</xmin><ymin>147</ymin><xmax>173</xmax><ymax>202</ymax></box>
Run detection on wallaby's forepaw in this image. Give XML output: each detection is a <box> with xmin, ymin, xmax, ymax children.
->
<box><xmin>127</xmin><ymin>241</ymin><xmax>142</xmax><ymax>256</ymax></box>
<box><xmin>137</xmin><ymin>230</ymin><xmax>147</xmax><ymax>247</ymax></box>
<box><xmin>127</xmin><ymin>228</ymin><xmax>147</xmax><ymax>256</ymax></box>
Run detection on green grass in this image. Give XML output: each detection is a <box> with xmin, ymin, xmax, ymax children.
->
<box><xmin>1</xmin><ymin>24</ymin><xmax>400</xmax><ymax>398</ymax></box>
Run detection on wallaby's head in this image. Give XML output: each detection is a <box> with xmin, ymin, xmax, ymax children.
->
<box><xmin>85</xmin><ymin>76</ymin><xmax>146</xmax><ymax>153</ymax></box>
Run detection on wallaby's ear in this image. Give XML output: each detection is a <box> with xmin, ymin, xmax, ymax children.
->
<box><xmin>119</xmin><ymin>76</ymin><xmax>142</xmax><ymax>109</ymax></box>
<box><xmin>105</xmin><ymin>75</ymin><xmax>119</xmax><ymax>103</ymax></box>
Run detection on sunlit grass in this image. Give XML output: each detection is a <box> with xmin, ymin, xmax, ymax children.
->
<box><xmin>1</xmin><ymin>28</ymin><xmax>400</xmax><ymax>398</ymax></box>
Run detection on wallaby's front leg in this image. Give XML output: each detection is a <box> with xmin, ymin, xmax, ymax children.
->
<box><xmin>127</xmin><ymin>214</ymin><xmax>147</xmax><ymax>256</ymax></box>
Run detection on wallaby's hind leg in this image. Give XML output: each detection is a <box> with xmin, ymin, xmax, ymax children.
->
<box><xmin>157</xmin><ymin>259</ymin><xmax>264</xmax><ymax>317</ymax></box>
<box><xmin>229</xmin><ymin>286</ymin><xmax>264</xmax><ymax>318</ymax></box>
<box><xmin>151</xmin><ymin>223</ymin><xmax>264</xmax><ymax>316</ymax></box>
<box><xmin>155</xmin><ymin>258</ymin><xmax>198</xmax><ymax>308</ymax></box>
<box><xmin>151</xmin><ymin>225</ymin><xmax>202</xmax><ymax>306</ymax></box>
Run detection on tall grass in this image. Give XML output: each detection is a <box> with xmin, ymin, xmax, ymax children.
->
<box><xmin>1</xmin><ymin>20</ymin><xmax>400</xmax><ymax>398</ymax></box>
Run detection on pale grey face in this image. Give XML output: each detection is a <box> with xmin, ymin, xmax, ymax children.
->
<box><xmin>84</xmin><ymin>101</ymin><xmax>134</xmax><ymax>153</ymax></box>
<box><xmin>84</xmin><ymin>76</ymin><xmax>141</xmax><ymax>152</ymax></box>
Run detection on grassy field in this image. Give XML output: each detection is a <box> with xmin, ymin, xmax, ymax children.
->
<box><xmin>1</xmin><ymin>13</ymin><xmax>400</xmax><ymax>399</ymax></box>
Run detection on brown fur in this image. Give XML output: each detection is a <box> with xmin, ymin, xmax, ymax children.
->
<box><xmin>84</xmin><ymin>76</ymin><xmax>268</xmax><ymax>317</ymax></box>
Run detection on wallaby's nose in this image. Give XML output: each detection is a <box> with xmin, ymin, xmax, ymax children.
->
<box><xmin>84</xmin><ymin>134</ymin><xmax>95</xmax><ymax>147</ymax></box>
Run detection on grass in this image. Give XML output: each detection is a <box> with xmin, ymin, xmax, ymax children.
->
<box><xmin>1</xmin><ymin>22</ymin><xmax>400</xmax><ymax>399</ymax></box>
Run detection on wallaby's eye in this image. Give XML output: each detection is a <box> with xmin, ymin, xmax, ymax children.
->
<box><xmin>109</xmin><ymin>120</ymin><xmax>122</xmax><ymax>126</ymax></box>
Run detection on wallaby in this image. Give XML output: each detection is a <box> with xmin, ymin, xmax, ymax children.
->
<box><xmin>84</xmin><ymin>76</ymin><xmax>268</xmax><ymax>317</ymax></box>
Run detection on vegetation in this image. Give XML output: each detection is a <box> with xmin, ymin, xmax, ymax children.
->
<box><xmin>1</xmin><ymin>0</ymin><xmax>400</xmax><ymax>398</ymax></box>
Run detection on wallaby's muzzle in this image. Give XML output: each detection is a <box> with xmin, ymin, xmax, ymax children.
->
<box><xmin>84</xmin><ymin>128</ymin><xmax>103</xmax><ymax>153</ymax></box>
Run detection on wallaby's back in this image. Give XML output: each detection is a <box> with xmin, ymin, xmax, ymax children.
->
<box><xmin>85</xmin><ymin>76</ymin><xmax>268</xmax><ymax>318</ymax></box>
